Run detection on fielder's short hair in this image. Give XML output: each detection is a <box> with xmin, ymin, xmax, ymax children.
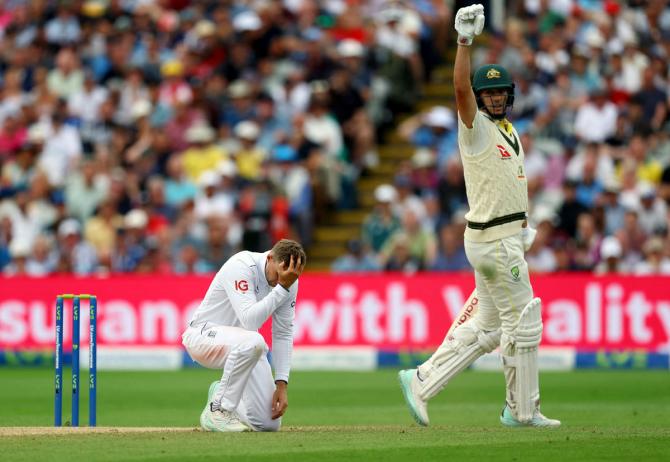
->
<box><xmin>271</xmin><ymin>239</ymin><xmax>307</xmax><ymax>268</ymax></box>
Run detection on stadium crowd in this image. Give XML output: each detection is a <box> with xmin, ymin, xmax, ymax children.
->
<box><xmin>334</xmin><ymin>0</ymin><xmax>670</xmax><ymax>275</ymax></box>
<box><xmin>0</xmin><ymin>0</ymin><xmax>450</xmax><ymax>275</ymax></box>
<box><xmin>1</xmin><ymin>0</ymin><xmax>670</xmax><ymax>277</ymax></box>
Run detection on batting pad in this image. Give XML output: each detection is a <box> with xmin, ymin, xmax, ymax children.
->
<box><xmin>418</xmin><ymin>324</ymin><xmax>500</xmax><ymax>401</ymax></box>
<box><xmin>502</xmin><ymin>298</ymin><xmax>543</xmax><ymax>422</ymax></box>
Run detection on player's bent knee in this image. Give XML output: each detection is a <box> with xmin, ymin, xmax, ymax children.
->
<box><xmin>239</xmin><ymin>332</ymin><xmax>268</xmax><ymax>358</ymax></box>
<box><xmin>250</xmin><ymin>417</ymin><xmax>281</xmax><ymax>432</ymax></box>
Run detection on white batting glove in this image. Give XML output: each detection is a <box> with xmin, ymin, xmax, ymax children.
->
<box><xmin>522</xmin><ymin>226</ymin><xmax>537</xmax><ymax>252</ymax></box>
<box><xmin>454</xmin><ymin>4</ymin><xmax>485</xmax><ymax>46</ymax></box>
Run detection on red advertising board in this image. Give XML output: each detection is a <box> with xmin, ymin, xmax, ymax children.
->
<box><xmin>1</xmin><ymin>274</ymin><xmax>669</xmax><ymax>352</ymax></box>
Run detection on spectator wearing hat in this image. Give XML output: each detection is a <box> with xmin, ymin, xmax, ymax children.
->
<box><xmin>3</xmin><ymin>239</ymin><xmax>31</xmax><ymax>276</ymax></box>
<box><xmin>336</xmin><ymin>39</ymin><xmax>372</xmax><ymax>91</ymax></box>
<box><xmin>634</xmin><ymin>237</ymin><xmax>670</xmax><ymax>275</ymax></box>
<box><xmin>158</xmin><ymin>60</ymin><xmax>193</xmax><ymax>108</ymax></box>
<box><xmin>595</xmin><ymin>235</ymin><xmax>628</xmax><ymax>274</ymax></box>
<box><xmin>57</xmin><ymin>218</ymin><xmax>98</xmax><ymax>275</ymax></box>
<box><xmin>181</xmin><ymin>121</ymin><xmax>227</xmax><ymax>182</ymax></box>
<box><xmin>410</xmin><ymin>148</ymin><xmax>438</xmax><ymax>196</ymax></box>
<box><xmin>331</xmin><ymin>238</ymin><xmax>381</xmax><ymax>273</ymax></box>
<box><xmin>112</xmin><ymin>209</ymin><xmax>149</xmax><ymax>273</ymax></box>
<box><xmin>232</xmin><ymin>121</ymin><xmax>265</xmax><ymax>182</ymax></box>
<box><xmin>379</xmin><ymin>208</ymin><xmax>437</xmax><ymax>271</ymax></box>
<box><xmin>221</xmin><ymin>80</ymin><xmax>255</xmax><ymax>130</ymax></box>
<box><xmin>194</xmin><ymin>170</ymin><xmax>235</xmax><ymax>221</ymax></box>
<box><xmin>398</xmin><ymin>106</ymin><xmax>457</xmax><ymax>167</ymax></box>
<box><xmin>637</xmin><ymin>183</ymin><xmax>667</xmax><ymax>236</ymax></box>
<box><xmin>25</xmin><ymin>234</ymin><xmax>58</xmax><ymax>276</ymax></box>
<box><xmin>362</xmin><ymin>184</ymin><xmax>401</xmax><ymax>253</ymax></box>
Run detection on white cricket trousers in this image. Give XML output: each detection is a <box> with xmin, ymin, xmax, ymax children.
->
<box><xmin>182</xmin><ymin>323</ymin><xmax>280</xmax><ymax>431</ymax></box>
<box><xmin>464</xmin><ymin>232</ymin><xmax>533</xmax><ymax>336</ymax></box>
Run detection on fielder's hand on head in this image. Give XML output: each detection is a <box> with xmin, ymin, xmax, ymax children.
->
<box><xmin>455</xmin><ymin>4</ymin><xmax>485</xmax><ymax>46</ymax></box>
<box><xmin>278</xmin><ymin>255</ymin><xmax>304</xmax><ymax>290</ymax></box>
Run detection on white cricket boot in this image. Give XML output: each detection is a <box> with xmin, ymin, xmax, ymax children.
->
<box><xmin>500</xmin><ymin>405</ymin><xmax>561</xmax><ymax>428</ymax></box>
<box><xmin>200</xmin><ymin>404</ymin><xmax>251</xmax><ymax>432</ymax></box>
<box><xmin>398</xmin><ymin>369</ymin><xmax>429</xmax><ymax>426</ymax></box>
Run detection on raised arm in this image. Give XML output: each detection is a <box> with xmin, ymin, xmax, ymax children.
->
<box><xmin>453</xmin><ymin>4</ymin><xmax>485</xmax><ymax>128</ymax></box>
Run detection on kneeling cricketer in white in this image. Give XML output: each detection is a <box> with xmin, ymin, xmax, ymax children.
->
<box><xmin>182</xmin><ymin>239</ymin><xmax>306</xmax><ymax>432</ymax></box>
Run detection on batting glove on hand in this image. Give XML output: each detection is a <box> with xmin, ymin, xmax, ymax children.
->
<box><xmin>454</xmin><ymin>4</ymin><xmax>485</xmax><ymax>46</ymax></box>
<box><xmin>522</xmin><ymin>226</ymin><xmax>537</xmax><ymax>252</ymax></box>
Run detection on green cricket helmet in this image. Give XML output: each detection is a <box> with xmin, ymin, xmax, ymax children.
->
<box><xmin>472</xmin><ymin>64</ymin><xmax>515</xmax><ymax>117</ymax></box>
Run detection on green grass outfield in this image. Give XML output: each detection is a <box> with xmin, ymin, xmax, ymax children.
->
<box><xmin>1</xmin><ymin>368</ymin><xmax>669</xmax><ymax>461</ymax></box>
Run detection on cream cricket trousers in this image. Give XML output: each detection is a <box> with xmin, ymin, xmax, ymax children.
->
<box><xmin>182</xmin><ymin>324</ymin><xmax>280</xmax><ymax>431</ymax></box>
<box><xmin>464</xmin><ymin>232</ymin><xmax>533</xmax><ymax>337</ymax></box>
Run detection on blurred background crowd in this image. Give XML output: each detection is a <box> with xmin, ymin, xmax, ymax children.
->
<box><xmin>0</xmin><ymin>0</ymin><xmax>669</xmax><ymax>277</ymax></box>
<box><xmin>334</xmin><ymin>0</ymin><xmax>670</xmax><ymax>276</ymax></box>
<box><xmin>0</xmin><ymin>0</ymin><xmax>450</xmax><ymax>275</ymax></box>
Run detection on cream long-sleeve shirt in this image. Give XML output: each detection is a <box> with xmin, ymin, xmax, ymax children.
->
<box><xmin>188</xmin><ymin>251</ymin><xmax>297</xmax><ymax>382</ymax></box>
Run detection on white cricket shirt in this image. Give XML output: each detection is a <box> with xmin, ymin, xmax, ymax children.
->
<box><xmin>458</xmin><ymin>110</ymin><xmax>529</xmax><ymax>242</ymax></box>
<box><xmin>188</xmin><ymin>250</ymin><xmax>297</xmax><ymax>382</ymax></box>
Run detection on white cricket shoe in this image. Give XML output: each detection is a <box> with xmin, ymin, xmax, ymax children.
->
<box><xmin>500</xmin><ymin>405</ymin><xmax>561</xmax><ymax>428</ymax></box>
<box><xmin>398</xmin><ymin>369</ymin><xmax>429</xmax><ymax>426</ymax></box>
<box><xmin>200</xmin><ymin>405</ymin><xmax>251</xmax><ymax>432</ymax></box>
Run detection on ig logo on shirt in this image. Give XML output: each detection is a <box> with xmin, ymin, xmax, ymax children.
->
<box><xmin>235</xmin><ymin>280</ymin><xmax>249</xmax><ymax>292</ymax></box>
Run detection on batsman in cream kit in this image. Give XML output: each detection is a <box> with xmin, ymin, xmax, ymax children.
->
<box><xmin>182</xmin><ymin>239</ymin><xmax>306</xmax><ymax>432</ymax></box>
<box><xmin>399</xmin><ymin>4</ymin><xmax>560</xmax><ymax>428</ymax></box>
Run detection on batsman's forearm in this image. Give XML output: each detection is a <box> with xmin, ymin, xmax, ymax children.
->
<box><xmin>453</xmin><ymin>45</ymin><xmax>472</xmax><ymax>95</ymax></box>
